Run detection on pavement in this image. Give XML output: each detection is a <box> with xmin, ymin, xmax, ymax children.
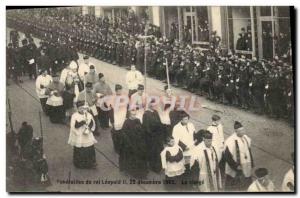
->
<box><xmin>6</xmin><ymin>28</ymin><xmax>295</xmax><ymax>192</ymax></box>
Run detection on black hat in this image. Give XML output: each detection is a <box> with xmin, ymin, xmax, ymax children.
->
<box><xmin>98</xmin><ymin>73</ymin><xmax>104</xmax><ymax>79</ymax></box>
<box><xmin>85</xmin><ymin>82</ymin><xmax>93</xmax><ymax>88</ymax></box>
<box><xmin>89</xmin><ymin>65</ymin><xmax>95</xmax><ymax>69</ymax></box>
<box><xmin>212</xmin><ymin>114</ymin><xmax>221</xmax><ymax>121</ymax></box>
<box><xmin>83</xmin><ymin>55</ymin><xmax>89</xmax><ymax>59</ymax></box>
<box><xmin>76</xmin><ymin>100</ymin><xmax>85</xmax><ymax>108</ymax></box>
<box><xmin>137</xmin><ymin>84</ymin><xmax>144</xmax><ymax>90</ymax></box>
<box><xmin>52</xmin><ymin>73</ymin><xmax>59</xmax><ymax>78</ymax></box>
<box><xmin>115</xmin><ymin>84</ymin><xmax>122</xmax><ymax>91</ymax></box>
<box><xmin>180</xmin><ymin>111</ymin><xmax>190</xmax><ymax>119</ymax></box>
<box><xmin>203</xmin><ymin>131</ymin><xmax>213</xmax><ymax>139</ymax></box>
<box><xmin>255</xmin><ymin>168</ymin><xmax>268</xmax><ymax>178</ymax></box>
<box><xmin>234</xmin><ymin>121</ymin><xmax>243</xmax><ymax>129</ymax></box>
<box><xmin>194</xmin><ymin>129</ymin><xmax>206</xmax><ymax>143</ymax></box>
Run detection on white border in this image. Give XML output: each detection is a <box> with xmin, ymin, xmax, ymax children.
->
<box><xmin>1</xmin><ymin>1</ymin><xmax>299</xmax><ymax>198</ymax></box>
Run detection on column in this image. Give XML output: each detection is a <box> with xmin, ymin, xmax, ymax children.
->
<box><xmin>151</xmin><ymin>6</ymin><xmax>161</xmax><ymax>27</ymax></box>
<box><xmin>82</xmin><ymin>6</ymin><xmax>88</xmax><ymax>15</ymax></box>
<box><xmin>95</xmin><ymin>6</ymin><xmax>103</xmax><ymax>18</ymax></box>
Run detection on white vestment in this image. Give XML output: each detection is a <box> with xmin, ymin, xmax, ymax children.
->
<box><xmin>224</xmin><ymin>133</ymin><xmax>253</xmax><ymax>178</ymax></box>
<box><xmin>282</xmin><ymin>168</ymin><xmax>294</xmax><ymax>192</ymax></box>
<box><xmin>190</xmin><ymin>142</ymin><xmax>222</xmax><ymax>192</ymax></box>
<box><xmin>207</xmin><ymin>123</ymin><xmax>225</xmax><ymax>151</ymax></box>
<box><xmin>247</xmin><ymin>180</ymin><xmax>275</xmax><ymax>192</ymax></box>
<box><xmin>125</xmin><ymin>70</ymin><xmax>144</xmax><ymax>90</ymax></box>
<box><xmin>68</xmin><ymin>112</ymin><xmax>97</xmax><ymax>148</ymax></box>
<box><xmin>35</xmin><ymin>75</ymin><xmax>53</xmax><ymax>98</ymax></box>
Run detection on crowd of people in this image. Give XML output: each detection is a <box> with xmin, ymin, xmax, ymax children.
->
<box><xmin>6</xmin><ymin>8</ymin><xmax>294</xmax><ymax>192</ymax></box>
<box><xmin>7</xmin><ymin>121</ymin><xmax>50</xmax><ymax>191</ymax></box>
<box><xmin>7</xmin><ymin>9</ymin><xmax>294</xmax><ymax>123</ymax></box>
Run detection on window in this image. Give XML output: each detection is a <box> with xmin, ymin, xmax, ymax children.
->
<box><xmin>196</xmin><ymin>7</ymin><xmax>209</xmax><ymax>43</ymax></box>
<box><xmin>227</xmin><ymin>7</ymin><xmax>253</xmax><ymax>54</ymax></box>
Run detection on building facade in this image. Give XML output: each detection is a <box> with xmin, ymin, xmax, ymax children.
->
<box><xmin>81</xmin><ymin>6</ymin><xmax>291</xmax><ymax>60</ymax></box>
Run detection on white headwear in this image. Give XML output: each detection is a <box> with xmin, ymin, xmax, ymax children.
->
<box><xmin>69</xmin><ymin>61</ymin><xmax>78</xmax><ymax>70</ymax></box>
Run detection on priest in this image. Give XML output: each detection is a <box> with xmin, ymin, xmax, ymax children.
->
<box><xmin>190</xmin><ymin>131</ymin><xmax>222</xmax><ymax>192</ymax></box>
<box><xmin>161</xmin><ymin>136</ymin><xmax>185</xmax><ymax>191</ymax></box>
<box><xmin>68</xmin><ymin>101</ymin><xmax>97</xmax><ymax>169</ymax></box>
<box><xmin>143</xmin><ymin>99</ymin><xmax>164</xmax><ymax>173</ymax></box>
<box><xmin>224</xmin><ymin>121</ymin><xmax>254</xmax><ymax>191</ymax></box>
<box><xmin>247</xmin><ymin>168</ymin><xmax>275</xmax><ymax>192</ymax></box>
<box><xmin>119</xmin><ymin>108</ymin><xmax>148</xmax><ymax>179</ymax></box>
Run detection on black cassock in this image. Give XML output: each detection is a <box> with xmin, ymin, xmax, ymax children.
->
<box><xmin>119</xmin><ymin>118</ymin><xmax>148</xmax><ymax>179</ymax></box>
<box><xmin>143</xmin><ymin>110</ymin><xmax>165</xmax><ymax>173</ymax></box>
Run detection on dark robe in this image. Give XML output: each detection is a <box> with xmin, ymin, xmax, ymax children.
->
<box><xmin>73</xmin><ymin>120</ymin><xmax>96</xmax><ymax>169</ymax></box>
<box><xmin>18</xmin><ymin>124</ymin><xmax>33</xmax><ymax>157</ymax></box>
<box><xmin>143</xmin><ymin>110</ymin><xmax>164</xmax><ymax>173</ymax></box>
<box><xmin>119</xmin><ymin>118</ymin><xmax>148</xmax><ymax>179</ymax></box>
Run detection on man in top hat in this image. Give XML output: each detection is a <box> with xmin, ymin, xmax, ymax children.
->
<box><xmin>247</xmin><ymin>168</ymin><xmax>275</xmax><ymax>192</ymax></box>
<box><xmin>207</xmin><ymin>114</ymin><xmax>225</xmax><ymax>152</ymax></box>
<box><xmin>119</xmin><ymin>108</ymin><xmax>148</xmax><ymax>179</ymax></box>
<box><xmin>35</xmin><ymin>68</ymin><xmax>53</xmax><ymax>114</ymax></box>
<box><xmin>190</xmin><ymin>131</ymin><xmax>222</xmax><ymax>192</ymax></box>
<box><xmin>125</xmin><ymin>65</ymin><xmax>144</xmax><ymax>97</ymax></box>
<box><xmin>224</xmin><ymin>121</ymin><xmax>254</xmax><ymax>191</ymax></box>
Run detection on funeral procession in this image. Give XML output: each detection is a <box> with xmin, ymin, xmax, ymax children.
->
<box><xmin>6</xmin><ymin>6</ymin><xmax>294</xmax><ymax>193</ymax></box>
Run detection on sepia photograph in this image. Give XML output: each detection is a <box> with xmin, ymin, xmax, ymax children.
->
<box><xmin>5</xmin><ymin>5</ymin><xmax>295</xmax><ymax>193</ymax></box>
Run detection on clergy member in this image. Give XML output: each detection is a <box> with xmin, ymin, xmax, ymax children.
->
<box><xmin>125</xmin><ymin>65</ymin><xmax>144</xmax><ymax>97</ymax></box>
<box><xmin>207</xmin><ymin>114</ymin><xmax>225</xmax><ymax>151</ymax></box>
<box><xmin>224</xmin><ymin>121</ymin><xmax>254</xmax><ymax>191</ymax></box>
<box><xmin>247</xmin><ymin>168</ymin><xmax>275</xmax><ymax>192</ymax></box>
<box><xmin>94</xmin><ymin>73</ymin><xmax>113</xmax><ymax>129</ymax></box>
<box><xmin>190</xmin><ymin>131</ymin><xmax>222</xmax><ymax>192</ymax></box>
<box><xmin>119</xmin><ymin>108</ymin><xmax>148</xmax><ymax>179</ymax></box>
<box><xmin>161</xmin><ymin>136</ymin><xmax>185</xmax><ymax>191</ymax></box>
<box><xmin>143</xmin><ymin>99</ymin><xmax>164</xmax><ymax>173</ymax></box>
<box><xmin>110</xmin><ymin>84</ymin><xmax>127</xmax><ymax>154</ymax></box>
<box><xmin>282</xmin><ymin>153</ymin><xmax>294</xmax><ymax>192</ymax></box>
<box><xmin>35</xmin><ymin>69</ymin><xmax>52</xmax><ymax>114</ymax></box>
<box><xmin>68</xmin><ymin>101</ymin><xmax>97</xmax><ymax>169</ymax></box>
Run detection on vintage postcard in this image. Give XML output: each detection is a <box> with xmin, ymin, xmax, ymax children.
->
<box><xmin>6</xmin><ymin>6</ymin><xmax>295</xmax><ymax>193</ymax></box>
